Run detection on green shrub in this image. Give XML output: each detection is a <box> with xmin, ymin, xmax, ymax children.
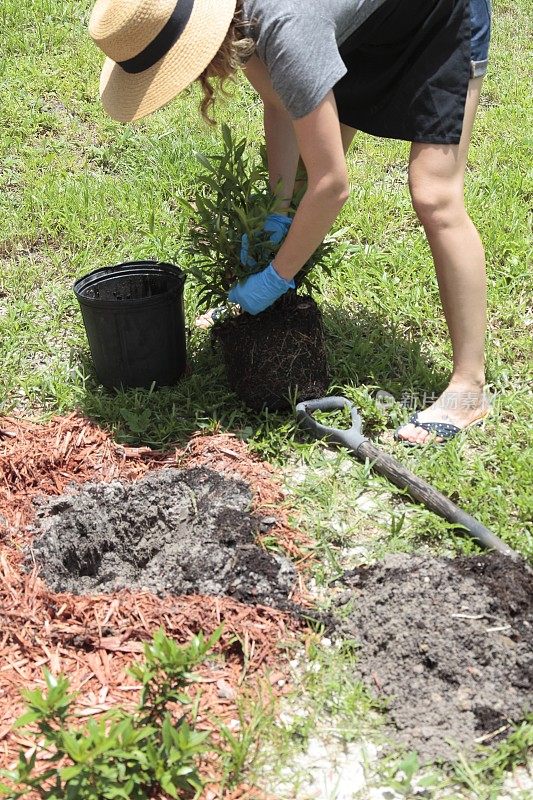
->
<box><xmin>179</xmin><ymin>124</ymin><xmax>340</xmax><ymax>310</ymax></box>
<box><xmin>178</xmin><ymin>124</ymin><xmax>280</xmax><ymax>310</ymax></box>
<box><xmin>0</xmin><ymin>628</ymin><xmax>222</xmax><ymax>800</ymax></box>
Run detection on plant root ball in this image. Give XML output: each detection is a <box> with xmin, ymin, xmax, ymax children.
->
<box><xmin>215</xmin><ymin>292</ymin><xmax>329</xmax><ymax>411</ymax></box>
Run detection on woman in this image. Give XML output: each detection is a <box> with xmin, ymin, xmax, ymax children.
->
<box><xmin>89</xmin><ymin>0</ymin><xmax>492</xmax><ymax>444</ymax></box>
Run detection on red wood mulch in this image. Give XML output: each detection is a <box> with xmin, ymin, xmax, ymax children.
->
<box><xmin>0</xmin><ymin>414</ymin><xmax>315</xmax><ymax>799</ymax></box>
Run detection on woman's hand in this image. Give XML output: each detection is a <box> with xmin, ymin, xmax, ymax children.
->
<box><xmin>240</xmin><ymin>213</ymin><xmax>292</xmax><ymax>266</ymax></box>
<box><xmin>228</xmin><ymin>263</ymin><xmax>295</xmax><ymax>315</ymax></box>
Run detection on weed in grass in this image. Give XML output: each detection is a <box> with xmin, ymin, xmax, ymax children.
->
<box><xmin>215</xmin><ymin>694</ymin><xmax>276</xmax><ymax>791</ymax></box>
<box><xmin>358</xmin><ymin>711</ymin><xmax>533</xmax><ymax>800</ymax></box>
<box><xmin>381</xmin><ymin>752</ymin><xmax>441</xmax><ymax>798</ymax></box>
<box><xmin>449</xmin><ymin>715</ymin><xmax>533</xmax><ymax>800</ymax></box>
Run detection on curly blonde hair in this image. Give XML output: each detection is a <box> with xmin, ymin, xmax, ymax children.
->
<box><xmin>197</xmin><ymin>0</ymin><xmax>254</xmax><ymax>124</ymax></box>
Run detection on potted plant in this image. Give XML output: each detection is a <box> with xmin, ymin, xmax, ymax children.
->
<box><xmin>179</xmin><ymin>125</ymin><xmax>336</xmax><ymax>411</ymax></box>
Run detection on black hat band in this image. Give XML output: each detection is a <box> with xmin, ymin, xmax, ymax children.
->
<box><xmin>119</xmin><ymin>0</ymin><xmax>195</xmax><ymax>74</ymax></box>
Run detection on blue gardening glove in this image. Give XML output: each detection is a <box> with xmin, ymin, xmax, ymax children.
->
<box><xmin>228</xmin><ymin>263</ymin><xmax>295</xmax><ymax>315</ymax></box>
<box><xmin>240</xmin><ymin>213</ymin><xmax>292</xmax><ymax>267</ymax></box>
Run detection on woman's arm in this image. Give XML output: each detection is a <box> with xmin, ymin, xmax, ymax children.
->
<box><xmin>244</xmin><ymin>55</ymin><xmax>300</xmax><ymax>207</ymax></box>
<box><xmin>273</xmin><ymin>91</ymin><xmax>349</xmax><ymax>280</ymax></box>
<box><xmin>244</xmin><ymin>58</ymin><xmax>349</xmax><ymax>281</ymax></box>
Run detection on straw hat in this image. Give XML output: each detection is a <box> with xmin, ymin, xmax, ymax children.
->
<box><xmin>89</xmin><ymin>0</ymin><xmax>238</xmax><ymax>121</ymax></box>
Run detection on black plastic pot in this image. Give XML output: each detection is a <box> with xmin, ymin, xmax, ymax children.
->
<box><xmin>74</xmin><ymin>261</ymin><xmax>186</xmax><ymax>389</ymax></box>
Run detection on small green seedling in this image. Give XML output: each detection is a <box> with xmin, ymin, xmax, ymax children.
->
<box><xmin>383</xmin><ymin>751</ymin><xmax>440</xmax><ymax>798</ymax></box>
<box><xmin>0</xmin><ymin>628</ymin><xmax>222</xmax><ymax>800</ymax></box>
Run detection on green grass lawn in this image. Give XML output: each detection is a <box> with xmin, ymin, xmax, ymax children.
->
<box><xmin>1</xmin><ymin>1</ymin><xmax>532</xmax><ymax>795</ymax></box>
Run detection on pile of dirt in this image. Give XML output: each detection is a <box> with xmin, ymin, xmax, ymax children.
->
<box><xmin>341</xmin><ymin>553</ymin><xmax>533</xmax><ymax>761</ymax></box>
<box><xmin>29</xmin><ymin>467</ymin><xmax>296</xmax><ymax>608</ymax></box>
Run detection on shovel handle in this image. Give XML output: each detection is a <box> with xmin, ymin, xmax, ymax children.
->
<box><xmin>356</xmin><ymin>440</ymin><xmax>519</xmax><ymax>558</ymax></box>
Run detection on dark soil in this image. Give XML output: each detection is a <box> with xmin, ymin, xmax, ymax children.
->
<box><xmin>215</xmin><ymin>291</ymin><xmax>329</xmax><ymax>411</ymax></box>
<box><xmin>340</xmin><ymin>553</ymin><xmax>533</xmax><ymax>762</ymax></box>
<box><xmin>28</xmin><ymin>468</ymin><xmax>296</xmax><ymax>608</ymax></box>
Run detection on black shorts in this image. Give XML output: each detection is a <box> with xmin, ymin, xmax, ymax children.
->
<box><xmin>334</xmin><ymin>0</ymin><xmax>471</xmax><ymax>144</ymax></box>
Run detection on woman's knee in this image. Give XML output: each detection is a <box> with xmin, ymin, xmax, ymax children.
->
<box><xmin>409</xmin><ymin>173</ymin><xmax>465</xmax><ymax>231</ymax></box>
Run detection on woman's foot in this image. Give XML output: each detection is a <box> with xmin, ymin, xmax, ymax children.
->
<box><xmin>395</xmin><ymin>382</ymin><xmax>490</xmax><ymax>445</ymax></box>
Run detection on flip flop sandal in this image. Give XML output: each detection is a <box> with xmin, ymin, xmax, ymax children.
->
<box><xmin>394</xmin><ymin>411</ymin><xmax>488</xmax><ymax>447</ymax></box>
<box><xmin>195</xmin><ymin>306</ymin><xmax>226</xmax><ymax>329</ymax></box>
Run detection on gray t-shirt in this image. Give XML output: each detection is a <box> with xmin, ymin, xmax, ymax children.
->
<box><xmin>243</xmin><ymin>0</ymin><xmax>387</xmax><ymax>118</ymax></box>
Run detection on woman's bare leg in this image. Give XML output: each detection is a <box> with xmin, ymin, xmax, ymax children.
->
<box><xmin>340</xmin><ymin>123</ymin><xmax>357</xmax><ymax>154</ymax></box>
<box><xmin>397</xmin><ymin>78</ymin><xmax>488</xmax><ymax>443</ymax></box>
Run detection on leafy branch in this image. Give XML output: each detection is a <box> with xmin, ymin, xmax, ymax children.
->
<box><xmin>179</xmin><ymin>124</ymin><xmax>341</xmax><ymax>311</ymax></box>
<box><xmin>0</xmin><ymin>628</ymin><xmax>222</xmax><ymax>800</ymax></box>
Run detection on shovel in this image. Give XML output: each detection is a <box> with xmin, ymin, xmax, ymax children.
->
<box><xmin>296</xmin><ymin>396</ymin><xmax>519</xmax><ymax>559</ymax></box>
